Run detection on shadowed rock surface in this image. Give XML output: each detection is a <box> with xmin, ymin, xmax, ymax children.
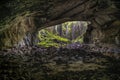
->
<box><xmin>0</xmin><ymin>45</ymin><xmax>120</xmax><ymax>80</ymax></box>
<box><xmin>0</xmin><ymin>0</ymin><xmax>120</xmax><ymax>80</ymax></box>
<box><xmin>0</xmin><ymin>0</ymin><xmax>120</xmax><ymax>48</ymax></box>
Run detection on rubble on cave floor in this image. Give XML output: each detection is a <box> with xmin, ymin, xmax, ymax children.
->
<box><xmin>0</xmin><ymin>45</ymin><xmax>120</xmax><ymax>80</ymax></box>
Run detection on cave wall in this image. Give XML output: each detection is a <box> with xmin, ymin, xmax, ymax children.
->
<box><xmin>0</xmin><ymin>0</ymin><xmax>120</xmax><ymax>48</ymax></box>
<box><xmin>101</xmin><ymin>21</ymin><xmax>120</xmax><ymax>45</ymax></box>
<box><xmin>0</xmin><ymin>15</ymin><xmax>36</xmax><ymax>49</ymax></box>
<box><xmin>84</xmin><ymin>20</ymin><xmax>120</xmax><ymax>47</ymax></box>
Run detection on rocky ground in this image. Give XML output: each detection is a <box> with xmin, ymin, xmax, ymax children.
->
<box><xmin>0</xmin><ymin>45</ymin><xmax>120</xmax><ymax>80</ymax></box>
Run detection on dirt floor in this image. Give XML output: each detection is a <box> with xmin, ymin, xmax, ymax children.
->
<box><xmin>0</xmin><ymin>46</ymin><xmax>120</xmax><ymax>80</ymax></box>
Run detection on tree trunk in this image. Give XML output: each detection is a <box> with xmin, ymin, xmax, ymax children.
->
<box><xmin>71</xmin><ymin>23</ymin><xmax>75</xmax><ymax>40</ymax></box>
<box><xmin>66</xmin><ymin>25</ymin><xmax>69</xmax><ymax>39</ymax></box>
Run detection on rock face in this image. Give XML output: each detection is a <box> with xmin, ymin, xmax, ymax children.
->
<box><xmin>84</xmin><ymin>20</ymin><xmax>120</xmax><ymax>45</ymax></box>
<box><xmin>0</xmin><ymin>46</ymin><xmax>120</xmax><ymax>80</ymax></box>
<box><xmin>0</xmin><ymin>0</ymin><xmax>120</xmax><ymax>48</ymax></box>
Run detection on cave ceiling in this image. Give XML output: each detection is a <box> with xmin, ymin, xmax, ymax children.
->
<box><xmin>0</xmin><ymin>0</ymin><xmax>119</xmax><ymax>29</ymax></box>
<box><xmin>0</xmin><ymin>0</ymin><xmax>120</xmax><ymax>48</ymax></box>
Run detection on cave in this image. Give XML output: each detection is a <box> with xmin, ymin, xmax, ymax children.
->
<box><xmin>16</xmin><ymin>21</ymin><xmax>89</xmax><ymax>47</ymax></box>
<box><xmin>0</xmin><ymin>0</ymin><xmax>120</xmax><ymax>80</ymax></box>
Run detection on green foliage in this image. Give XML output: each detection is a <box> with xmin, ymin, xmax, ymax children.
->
<box><xmin>72</xmin><ymin>36</ymin><xmax>84</xmax><ymax>43</ymax></box>
<box><xmin>38</xmin><ymin>29</ymin><xmax>70</xmax><ymax>47</ymax></box>
<box><xmin>38</xmin><ymin>21</ymin><xmax>88</xmax><ymax>47</ymax></box>
<box><xmin>38</xmin><ymin>41</ymin><xmax>59</xmax><ymax>47</ymax></box>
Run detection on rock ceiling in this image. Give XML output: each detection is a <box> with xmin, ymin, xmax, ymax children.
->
<box><xmin>0</xmin><ymin>0</ymin><xmax>120</xmax><ymax>48</ymax></box>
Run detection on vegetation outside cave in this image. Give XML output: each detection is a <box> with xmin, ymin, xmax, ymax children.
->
<box><xmin>37</xmin><ymin>21</ymin><xmax>89</xmax><ymax>48</ymax></box>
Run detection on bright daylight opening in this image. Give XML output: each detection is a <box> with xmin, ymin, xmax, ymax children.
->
<box><xmin>38</xmin><ymin>21</ymin><xmax>90</xmax><ymax>48</ymax></box>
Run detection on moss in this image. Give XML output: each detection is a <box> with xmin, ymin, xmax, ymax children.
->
<box><xmin>38</xmin><ymin>29</ymin><xmax>70</xmax><ymax>47</ymax></box>
<box><xmin>0</xmin><ymin>15</ymin><xmax>32</xmax><ymax>49</ymax></box>
<box><xmin>72</xmin><ymin>36</ymin><xmax>84</xmax><ymax>43</ymax></box>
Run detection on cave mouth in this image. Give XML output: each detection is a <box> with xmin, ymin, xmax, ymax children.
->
<box><xmin>16</xmin><ymin>21</ymin><xmax>90</xmax><ymax>48</ymax></box>
<box><xmin>37</xmin><ymin>21</ymin><xmax>90</xmax><ymax>48</ymax></box>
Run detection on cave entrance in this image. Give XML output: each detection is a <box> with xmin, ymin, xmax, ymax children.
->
<box><xmin>37</xmin><ymin>21</ymin><xmax>90</xmax><ymax>48</ymax></box>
